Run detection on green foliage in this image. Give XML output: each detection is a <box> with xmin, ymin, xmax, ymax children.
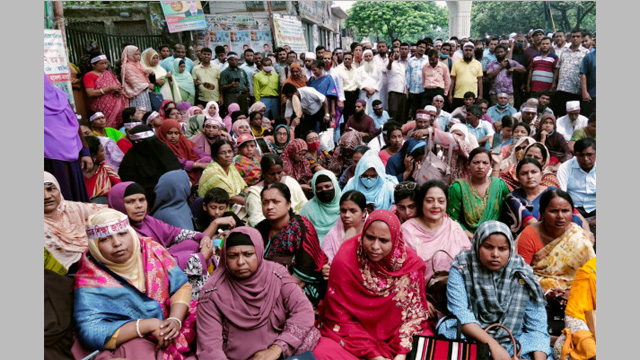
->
<box><xmin>470</xmin><ymin>1</ymin><xmax>596</xmax><ymax>38</ymax></box>
<box><xmin>346</xmin><ymin>1</ymin><xmax>449</xmax><ymax>44</ymax></box>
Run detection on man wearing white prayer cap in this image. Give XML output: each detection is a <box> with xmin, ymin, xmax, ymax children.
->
<box><xmin>303</xmin><ymin>52</ymin><xmax>316</xmax><ymax>79</ymax></box>
<box><xmin>556</xmin><ymin>100</ymin><xmax>588</xmax><ymax>141</ymax></box>
<box><xmin>355</xmin><ymin>49</ymin><xmax>382</xmax><ymax>115</ymax></box>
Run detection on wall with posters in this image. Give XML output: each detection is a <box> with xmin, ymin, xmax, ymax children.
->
<box><xmin>44</xmin><ymin>29</ymin><xmax>75</xmax><ymax>109</ymax></box>
<box><xmin>205</xmin><ymin>14</ymin><xmax>272</xmax><ymax>55</ymax></box>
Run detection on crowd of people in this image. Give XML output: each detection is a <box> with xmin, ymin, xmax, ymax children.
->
<box><xmin>45</xmin><ymin>26</ymin><xmax>596</xmax><ymax>360</ymax></box>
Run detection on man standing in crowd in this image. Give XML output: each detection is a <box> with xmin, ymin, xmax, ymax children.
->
<box><xmin>287</xmin><ymin>50</ymin><xmax>300</xmax><ymax>67</ymax></box>
<box><xmin>551</xmin><ymin>28</ymin><xmax>589</xmax><ymax>117</ymax></box>
<box><xmin>193</xmin><ymin>44</ymin><xmax>204</xmax><ymax>66</ymax></box>
<box><xmin>274</xmin><ymin>47</ymin><xmax>289</xmax><ymax>87</ymax></box>
<box><xmin>356</xmin><ymin>49</ymin><xmax>382</xmax><ymax>115</ymax></box>
<box><xmin>160</xmin><ymin>43</ymin><xmax>194</xmax><ymax>74</ymax></box>
<box><xmin>239</xmin><ymin>48</ymin><xmax>257</xmax><ymax>104</ymax></box>
<box><xmin>422</xmin><ymin>49</ymin><xmax>451</xmax><ymax>110</ymax></box>
<box><xmin>398</xmin><ymin>42</ymin><xmax>411</xmax><ymax>67</ymax></box>
<box><xmin>386</xmin><ymin>47</ymin><xmax>408</xmax><ymax>123</ymax></box>
<box><xmin>333</xmin><ymin>48</ymin><xmax>344</xmax><ymax>65</ymax></box>
<box><xmin>521</xmin><ymin>28</ymin><xmax>545</xmax><ymax>74</ymax></box>
<box><xmin>303</xmin><ymin>52</ymin><xmax>316</xmax><ymax>79</ymax></box>
<box><xmin>553</xmin><ymin>29</ymin><xmax>571</xmax><ymax>58</ymax></box>
<box><xmin>338</xmin><ymin>52</ymin><xmax>359</xmax><ymax>133</ymax></box>
<box><xmin>253</xmin><ymin>57</ymin><xmax>280</xmax><ymax>120</ymax></box>
<box><xmin>220</xmin><ymin>52</ymin><xmax>250</xmax><ymax>112</ymax></box>
<box><xmin>580</xmin><ymin>45</ymin><xmax>596</xmax><ymax>116</ymax></box>
<box><xmin>212</xmin><ymin>46</ymin><xmax>229</xmax><ymax>71</ymax></box>
<box><xmin>315</xmin><ymin>45</ymin><xmax>326</xmax><ymax>61</ymax></box>
<box><xmin>405</xmin><ymin>40</ymin><xmax>429</xmax><ymax>119</ymax></box>
<box><xmin>158</xmin><ymin>44</ymin><xmax>172</xmax><ymax>60</ymax></box>
<box><xmin>374</xmin><ymin>41</ymin><xmax>390</xmax><ymax>111</ymax></box>
<box><xmin>449</xmin><ymin>42</ymin><xmax>483</xmax><ymax>110</ymax></box>
<box><xmin>582</xmin><ymin>31</ymin><xmax>595</xmax><ymax>52</ymax></box>
<box><xmin>192</xmin><ymin>47</ymin><xmax>221</xmax><ymax>108</ymax></box>
<box><xmin>439</xmin><ymin>42</ymin><xmax>453</xmax><ymax>72</ymax></box>
<box><xmin>486</xmin><ymin>44</ymin><xmax>525</xmax><ymax>106</ymax></box>
<box><xmin>481</xmin><ymin>36</ymin><xmax>499</xmax><ymax>72</ymax></box>
<box><xmin>527</xmin><ymin>37</ymin><xmax>558</xmax><ymax>98</ymax></box>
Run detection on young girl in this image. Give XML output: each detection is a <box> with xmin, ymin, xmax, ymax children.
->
<box><xmin>233</xmin><ymin>133</ymin><xmax>262</xmax><ymax>186</ymax></box>
<box><xmin>321</xmin><ymin>190</ymin><xmax>368</xmax><ymax>266</ymax></box>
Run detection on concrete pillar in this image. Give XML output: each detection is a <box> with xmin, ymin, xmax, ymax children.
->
<box><xmin>446</xmin><ymin>1</ymin><xmax>472</xmax><ymax>38</ymax></box>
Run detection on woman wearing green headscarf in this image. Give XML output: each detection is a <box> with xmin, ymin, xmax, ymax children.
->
<box><xmin>169</xmin><ymin>58</ymin><xmax>195</xmax><ymax>104</ymax></box>
<box><xmin>300</xmin><ymin>170</ymin><xmax>342</xmax><ymax>246</ymax></box>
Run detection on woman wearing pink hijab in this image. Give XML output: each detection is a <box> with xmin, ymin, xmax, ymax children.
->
<box><xmin>121</xmin><ymin>45</ymin><xmax>154</xmax><ymax>111</ymax></box>
<box><xmin>222</xmin><ymin>102</ymin><xmax>240</xmax><ymax>131</ymax></box>
<box><xmin>197</xmin><ymin>226</ymin><xmax>320</xmax><ymax>360</ymax></box>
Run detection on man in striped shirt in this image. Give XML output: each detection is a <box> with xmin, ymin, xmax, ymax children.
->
<box><xmin>526</xmin><ymin>37</ymin><xmax>558</xmax><ymax>98</ymax></box>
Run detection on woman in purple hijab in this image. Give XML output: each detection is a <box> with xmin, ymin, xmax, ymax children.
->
<box><xmin>108</xmin><ymin>181</ymin><xmax>213</xmax><ymax>299</ymax></box>
<box><xmin>197</xmin><ymin>226</ymin><xmax>321</xmax><ymax>360</ymax></box>
<box><xmin>44</xmin><ymin>73</ymin><xmax>92</xmax><ymax>202</ymax></box>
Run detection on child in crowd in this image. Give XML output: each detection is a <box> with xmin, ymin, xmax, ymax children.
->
<box><xmin>193</xmin><ymin>188</ymin><xmax>245</xmax><ymax>243</ymax></box>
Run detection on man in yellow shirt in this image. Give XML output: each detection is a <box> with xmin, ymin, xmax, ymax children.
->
<box><xmin>253</xmin><ymin>57</ymin><xmax>281</xmax><ymax>119</ymax></box>
<box><xmin>449</xmin><ymin>42</ymin><xmax>483</xmax><ymax>110</ymax></box>
<box><xmin>192</xmin><ymin>47</ymin><xmax>222</xmax><ymax>107</ymax></box>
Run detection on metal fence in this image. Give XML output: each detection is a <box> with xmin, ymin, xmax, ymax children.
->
<box><xmin>66</xmin><ymin>26</ymin><xmax>164</xmax><ymax>67</ymax></box>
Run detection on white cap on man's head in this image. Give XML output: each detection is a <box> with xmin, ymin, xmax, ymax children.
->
<box><xmin>566</xmin><ymin>101</ymin><xmax>581</xmax><ymax>112</ymax></box>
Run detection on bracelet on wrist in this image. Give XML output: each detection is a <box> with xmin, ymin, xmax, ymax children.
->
<box><xmin>167</xmin><ymin>316</ymin><xmax>182</xmax><ymax>329</ymax></box>
<box><xmin>100</xmin><ymin>88</ymin><xmax>105</xmax><ymax>95</ymax></box>
<box><xmin>136</xmin><ymin>319</ymin><xmax>143</xmax><ymax>338</ymax></box>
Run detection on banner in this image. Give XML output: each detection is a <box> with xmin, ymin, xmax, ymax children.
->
<box><xmin>161</xmin><ymin>1</ymin><xmax>207</xmax><ymax>33</ymax></box>
<box><xmin>205</xmin><ymin>14</ymin><xmax>272</xmax><ymax>55</ymax></box>
<box><xmin>272</xmin><ymin>14</ymin><xmax>308</xmax><ymax>54</ymax></box>
<box><xmin>44</xmin><ymin>29</ymin><xmax>75</xmax><ymax>109</ymax></box>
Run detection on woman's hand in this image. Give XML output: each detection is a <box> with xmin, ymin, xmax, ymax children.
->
<box><xmin>322</xmin><ymin>263</ymin><xmax>331</xmax><ymax>280</ymax></box>
<box><xmin>145</xmin><ymin>318</ymin><xmax>169</xmax><ymax>350</ymax></box>
<box><xmin>159</xmin><ymin>317</ymin><xmax>181</xmax><ymax>342</ymax></box>
<box><xmin>394</xmin><ymin>355</ymin><xmax>407</xmax><ymax>360</ymax></box>
<box><xmin>403</xmin><ymin>154</ymin><xmax>414</xmax><ymax>171</ymax></box>
<box><xmin>148</xmin><ymin>83</ymin><xmax>155</xmax><ymax>91</ymax></box>
<box><xmin>214</xmin><ymin>216</ymin><xmax>236</xmax><ymax>229</ymax></box>
<box><xmin>489</xmin><ymin>341</ymin><xmax>512</xmax><ymax>360</ymax></box>
<box><xmin>157</xmin><ymin>78</ymin><xmax>165</xmax><ymax>86</ymax></box>
<box><xmin>464</xmin><ymin>230</ymin><xmax>474</xmax><ymax>241</ymax></box>
<box><xmin>426</xmin><ymin>300</ymin><xmax>437</xmax><ymax>320</ymax></box>
<box><xmin>251</xmin><ymin>345</ymin><xmax>281</xmax><ymax>360</ymax></box>
<box><xmin>166</xmin><ymin>72</ymin><xmax>173</xmax><ymax>80</ymax></box>
<box><xmin>80</xmin><ymin>156</ymin><xmax>94</xmax><ymax>171</ymax></box>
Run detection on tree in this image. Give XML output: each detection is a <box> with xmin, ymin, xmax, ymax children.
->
<box><xmin>346</xmin><ymin>1</ymin><xmax>449</xmax><ymax>44</ymax></box>
<box><xmin>470</xmin><ymin>1</ymin><xmax>595</xmax><ymax>38</ymax></box>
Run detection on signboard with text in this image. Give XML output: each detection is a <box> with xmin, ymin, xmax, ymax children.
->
<box><xmin>205</xmin><ymin>14</ymin><xmax>272</xmax><ymax>55</ymax></box>
<box><xmin>161</xmin><ymin>1</ymin><xmax>207</xmax><ymax>33</ymax></box>
<box><xmin>273</xmin><ymin>14</ymin><xmax>308</xmax><ymax>54</ymax></box>
<box><xmin>44</xmin><ymin>29</ymin><xmax>75</xmax><ymax>109</ymax></box>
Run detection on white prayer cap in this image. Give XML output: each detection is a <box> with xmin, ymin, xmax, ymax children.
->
<box><xmin>566</xmin><ymin>101</ymin><xmax>580</xmax><ymax>112</ymax></box>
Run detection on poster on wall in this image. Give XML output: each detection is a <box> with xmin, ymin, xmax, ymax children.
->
<box><xmin>205</xmin><ymin>15</ymin><xmax>272</xmax><ymax>55</ymax></box>
<box><xmin>272</xmin><ymin>14</ymin><xmax>308</xmax><ymax>54</ymax></box>
<box><xmin>44</xmin><ymin>29</ymin><xmax>75</xmax><ymax>109</ymax></box>
<box><xmin>161</xmin><ymin>1</ymin><xmax>207</xmax><ymax>33</ymax></box>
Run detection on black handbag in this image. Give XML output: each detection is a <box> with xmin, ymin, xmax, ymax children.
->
<box><xmin>149</xmin><ymin>89</ymin><xmax>164</xmax><ymax>112</ymax></box>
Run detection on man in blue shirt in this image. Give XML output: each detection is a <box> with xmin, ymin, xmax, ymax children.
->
<box><xmin>557</xmin><ymin>138</ymin><xmax>596</xmax><ymax>226</ymax></box>
<box><xmin>580</xmin><ymin>48</ymin><xmax>596</xmax><ymax>117</ymax></box>
<box><xmin>486</xmin><ymin>92</ymin><xmax>517</xmax><ymax>124</ymax></box>
<box><xmin>464</xmin><ymin>104</ymin><xmax>494</xmax><ymax>146</ymax></box>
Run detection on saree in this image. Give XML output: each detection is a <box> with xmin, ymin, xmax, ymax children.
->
<box><xmin>530</xmin><ymin>223</ymin><xmax>596</xmax><ymax>292</ymax></box>
<box><xmin>90</xmin><ymin>71</ymin><xmax>128</xmax><ymax>129</ymax></box>
<box><xmin>233</xmin><ymin>155</ymin><xmax>262</xmax><ymax>186</ymax></box>
<box><xmin>446</xmin><ymin>177</ymin><xmax>510</xmax><ymax>233</ymax></box>
<box><xmin>257</xmin><ymin>215</ymin><xmax>328</xmax><ymax>308</ymax></box>
<box><xmin>84</xmin><ymin>162</ymin><xmax>121</xmax><ymax>199</ymax></box>
<box><xmin>315</xmin><ymin>210</ymin><xmax>431</xmax><ymax>359</ymax></box>
<box><xmin>121</xmin><ymin>45</ymin><xmax>152</xmax><ymax>110</ymax></box>
<box><xmin>74</xmin><ymin>236</ymin><xmax>197</xmax><ymax>359</ymax></box>
<box><xmin>307</xmin><ymin>74</ymin><xmax>338</xmax><ymax>98</ymax></box>
<box><xmin>198</xmin><ymin>160</ymin><xmax>246</xmax><ymax>198</ymax></box>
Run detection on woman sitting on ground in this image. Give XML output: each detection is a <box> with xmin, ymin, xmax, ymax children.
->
<box><xmin>437</xmin><ymin>221</ymin><xmax>551</xmax><ymax>360</ymax></box>
<box><xmin>44</xmin><ymin>171</ymin><xmax>106</xmax><ymax>274</ymax></box>
<box><xmin>109</xmin><ymin>181</ymin><xmax>213</xmax><ymax>299</ymax></box>
<box><xmin>234</xmin><ymin>133</ymin><xmax>262</xmax><ymax>187</ymax></box>
<box><xmin>305</xmin><ymin>130</ymin><xmax>331</xmax><ymax>172</ymax></box>
<box><xmin>190</xmin><ymin>117</ymin><xmax>232</xmax><ymax>156</ymax></box>
<box><xmin>88</xmin><ymin>111</ymin><xmax>125</xmax><ymax>143</ymax></box>
<box><xmin>196</xmin><ymin>227</ymin><xmax>321</xmax><ymax>360</ymax></box>
<box><xmin>534</xmin><ymin>114</ymin><xmax>572</xmax><ymax>164</ymax></box>
<box><xmin>314</xmin><ymin>209</ymin><xmax>432</xmax><ymax>360</ymax></box>
<box><xmin>300</xmin><ymin>170</ymin><xmax>343</xmax><ymax>245</ymax></box>
<box><xmin>197</xmin><ymin>139</ymin><xmax>246</xmax><ymax>203</ymax></box>
<box><xmin>447</xmin><ymin>148</ymin><xmax>510</xmax><ymax>240</ymax></box>
<box><xmin>281</xmin><ymin>139</ymin><xmax>314</xmax><ymax>195</ymax></box>
<box><xmin>401</xmin><ymin>181</ymin><xmax>470</xmax><ymax>285</ymax></box>
<box><xmin>497</xmin><ymin>141</ymin><xmax>560</xmax><ymax>192</ymax></box>
<box><xmin>150</xmin><ymin>170</ymin><xmax>194</xmax><ymax>230</ymax></box>
<box><xmin>73</xmin><ymin>208</ymin><xmax>196</xmax><ymax>360</ymax></box>
<box><xmin>155</xmin><ymin>119</ymin><xmax>211</xmax><ymax>185</ymax></box>
<box><xmin>267</xmin><ymin>124</ymin><xmax>292</xmax><ymax>156</ymax></box>
<box><xmin>256</xmin><ymin>182</ymin><xmax>328</xmax><ymax>308</ymax></box>
<box><xmin>245</xmin><ymin>154</ymin><xmax>308</xmax><ymax>227</ymax></box>
<box><xmin>343</xmin><ymin>149</ymin><xmax>399</xmax><ymax>211</ymax></box>
<box><xmin>83</xmin><ymin>136</ymin><xmax>122</xmax><ymax>204</ymax></box>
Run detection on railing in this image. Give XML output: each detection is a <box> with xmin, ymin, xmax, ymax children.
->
<box><xmin>66</xmin><ymin>25</ymin><xmax>163</xmax><ymax>67</ymax></box>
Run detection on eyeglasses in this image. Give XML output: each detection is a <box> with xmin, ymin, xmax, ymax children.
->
<box><xmin>395</xmin><ymin>181</ymin><xmax>418</xmax><ymax>192</ymax></box>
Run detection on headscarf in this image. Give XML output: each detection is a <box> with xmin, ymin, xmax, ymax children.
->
<box><xmin>156</xmin><ymin>119</ymin><xmax>200</xmax><ymax>162</ymax></box>
<box><xmin>449</xmin><ymin>123</ymin><xmax>480</xmax><ymax>149</ymax></box>
<box><xmin>121</xmin><ymin>45</ymin><xmax>151</xmax><ymax>98</ymax></box>
<box><xmin>117</xmin><ymin>125</ymin><xmax>182</xmax><ymax>206</ymax></box>
<box><xmin>269</xmin><ymin>124</ymin><xmax>291</xmax><ymax>154</ymax></box>
<box><xmin>186</xmin><ymin>106</ymin><xmax>202</xmax><ymax>118</ymax></box>
<box><xmin>172</xmin><ymin>58</ymin><xmax>196</xmax><ymax>95</ymax></box>
<box><xmin>534</xmin><ymin>113</ymin><xmax>571</xmax><ymax>162</ymax></box>
<box><xmin>207</xmin><ymin>227</ymin><xmax>297</xmax><ymax>329</ymax></box>
<box><xmin>335</xmin><ymin>130</ymin><xmax>363</xmax><ymax>158</ymax></box>
<box><xmin>150</xmin><ymin>170</ymin><xmax>194</xmax><ymax>230</ymax></box>
<box><xmin>281</xmin><ymin>139</ymin><xmax>313</xmax><ymax>182</ymax></box>
<box><xmin>523</xmin><ymin>142</ymin><xmax>551</xmax><ymax>172</ymax></box>
<box><xmin>204</xmin><ymin>101</ymin><xmax>222</xmax><ymax>121</ymax></box>
<box><xmin>159</xmin><ymin>99</ymin><xmax>175</xmax><ymax>119</ymax></box>
<box><xmin>232</xmin><ymin>119</ymin><xmax>251</xmax><ymax>136</ymax></box>
<box><xmin>451</xmin><ymin>221</ymin><xmax>544</xmax><ymax>348</ymax></box>
<box><xmin>249</xmin><ymin>101</ymin><xmax>267</xmax><ymax>114</ymax></box>
<box><xmin>223</xmin><ymin>103</ymin><xmax>241</xmax><ymax>130</ymax></box>
<box><xmin>283</xmin><ymin>63</ymin><xmax>308</xmax><ymax>88</ymax></box>
<box><xmin>343</xmin><ymin>150</ymin><xmax>398</xmax><ymax>211</ymax></box>
<box><xmin>86</xmin><ymin>208</ymin><xmax>145</xmax><ymax>292</ymax></box>
<box><xmin>140</xmin><ymin>48</ymin><xmax>167</xmax><ymax>83</ymax></box>
<box><xmin>44</xmin><ymin>172</ymin><xmax>105</xmax><ymax>269</ymax></box>
<box><xmin>499</xmin><ymin>136</ymin><xmax>536</xmax><ymax>171</ymax></box>
<box><xmin>300</xmin><ymin>170</ymin><xmax>342</xmax><ymax>245</ymax></box>
<box><xmin>44</xmin><ymin>74</ymin><xmax>82</xmax><ymax>162</ymax></box>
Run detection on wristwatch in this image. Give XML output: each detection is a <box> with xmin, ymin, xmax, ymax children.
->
<box><xmin>325</xmin><ymin>113</ymin><xmax>331</xmax><ymax>117</ymax></box>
